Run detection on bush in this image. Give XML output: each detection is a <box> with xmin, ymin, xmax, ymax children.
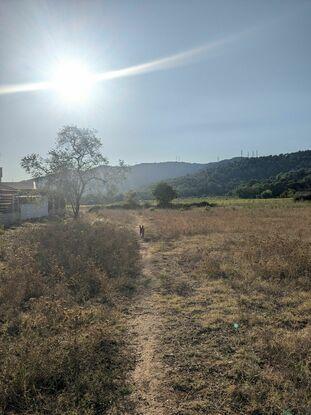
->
<box><xmin>293</xmin><ymin>191</ymin><xmax>311</xmax><ymax>201</ymax></box>
<box><xmin>0</xmin><ymin>220</ymin><xmax>140</xmax><ymax>414</ymax></box>
<box><xmin>152</xmin><ymin>182</ymin><xmax>177</xmax><ymax>207</ymax></box>
<box><xmin>260</xmin><ymin>189</ymin><xmax>273</xmax><ymax>198</ymax></box>
<box><xmin>1</xmin><ymin>221</ymin><xmax>140</xmax><ymax>310</ymax></box>
<box><xmin>124</xmin><ymin>191</ymin><xmax>140</xmax><ymax>209</ymax></box>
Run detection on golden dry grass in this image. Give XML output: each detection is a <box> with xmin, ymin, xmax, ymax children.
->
<box><xmin>143</xmin><ymin>206</ymin><xmax>311</xmax><ymax>241</ymax></box>
<box><xmin>0</xmin><ymin>219</ymin><xmax>140</xmax><ymax>414</ymax></box>
<box><xmin>87</xmin><ymin>207</ymin><xmax>137</xmax><ymax>227</ymax></box>
<box><xmin>139</xmin><ymin>204</ymin><xmax>311</xmax><ymax>414</ymax></box>
<box><xmin>1</xmin><ymin>203</ymin><xmax>310</xmax><ymax>414</ymax></box>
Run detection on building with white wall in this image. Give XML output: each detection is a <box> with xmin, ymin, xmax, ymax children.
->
<box><xmin>0</xmin><ymin>168</ymin><xmax>57</xmax><ymax>226</ymax></box>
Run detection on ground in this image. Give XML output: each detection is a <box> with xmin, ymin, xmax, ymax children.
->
<box><xmin>0</xmin><ymin>199</ymin><xmax>310</xmax><ymax>414</ymax></box>
<box><xmin>126</xmin><ymin>241</ymin><xmax>170</xmax><ymax>415</ymax></box>
<box><xmin>119</xmin><ymin>201</ymin><xmax>311</xmax><ymax>415</ymax></box>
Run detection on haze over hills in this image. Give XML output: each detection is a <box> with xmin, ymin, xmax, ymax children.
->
<box><xmin>91</xmin><ymin>158</ymin><xmax>243</xmax><ymax>194</ymax></box>
<box><xmin>5</xmin><ymin>150</ymin><xmax>311</xmax><ymax>198</ymax></box>
<box><xmin>3</xmin><ymin>161</ymin><xmax>208</xmax><ymax>192</ymax></box>
<box><xmin>95</xmin><ymin>161</ymin><xmax>207</xmax><ymax>192</ymax></box>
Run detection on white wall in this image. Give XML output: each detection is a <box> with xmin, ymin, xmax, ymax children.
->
<box><xmin>20</xmin><ymin>198</ymin><xmax>48</xmax><ymax>220</ymax></box>
<box><xmin>0</xmin><ymin>212</ymin><xmax>19</xmax><ymax>226</ymax></box>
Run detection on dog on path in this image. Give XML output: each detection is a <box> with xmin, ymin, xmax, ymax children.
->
<box><xmin>139</xmin><ymin>225</ymin><xmax>145</xmax><ymax>238</ymax></box>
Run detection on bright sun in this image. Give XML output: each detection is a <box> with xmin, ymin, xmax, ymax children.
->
<box><xmin>52</xmin><ymin>61</ymin><xmax>94</xmax><ymax>102</ymax></box>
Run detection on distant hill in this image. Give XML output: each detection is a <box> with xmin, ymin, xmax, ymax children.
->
<box><xmin>9</xmin><ymin>151</ymin><xmax>311</xmax><ymax>199</ymax></box>
<box><xmin>103</xmin><ymin>158</ymin><xmax>241</xmax><ymax>195</ymax></box>
<box><xmin>91</xmin><ymin>161</ymin><xmax>208</xmax><ymax>193</ymax></box>
<box><xmin>123</xmin><ymin>162</ymin><xmax>207</xmax><ymax>190</ymax></box>
<box><xmin>168</xmin><ymin>150</ymin><xmax>311</xmax><ymax>197</ymax></box>
<box><xmin>9</xmin><ymin>162</ymin><xmax>208</xmax><ymax>195</ymax></box>
<box><xmin>234</xmin><ymin>168</ymin><xmax>311</xmax><ymax>198</ymax></box>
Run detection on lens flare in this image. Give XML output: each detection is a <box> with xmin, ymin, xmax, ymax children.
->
<box><xmin>52</xmin><ymin>60</ymin><xmax>94</xmax><ymax>102</ymax></box>
<box><xmin>0</xmin><ymin>33</ymin><xmax>243</xmax><ymax>99</ymax></box>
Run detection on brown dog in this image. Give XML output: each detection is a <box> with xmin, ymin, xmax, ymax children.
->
<box><xmin>139</xmin><ymin>225</ymin><xmax>145</xmax><ymax>238</ymax></box>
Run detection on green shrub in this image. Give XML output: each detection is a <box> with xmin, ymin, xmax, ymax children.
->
<box><xmin>293</xmin><ymin>191</ymin><xmax>311</xmax><ymax>202</ymax></box>
<box><xmin>261</xmin><ymin>189</ymin><xmax>273</xmax><ymax>198</ymax></box>
<box><xmin>152</xmin><ymin>182</ymin><xmax>177</xmax><ymax>207</ymax></box>
<box><xmin>124</xmin><ymin>191</ymin><xmax>140</xmax><ymax>209</ymax></box>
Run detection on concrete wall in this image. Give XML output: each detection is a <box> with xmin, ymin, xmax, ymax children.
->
<box><xmin>0</xmin><ymin>196</ymin><xmax>56</xmax><ymax>227</ymax></box>
<box><xmin>0</xmin><ymin>212</ymin><xmax>20</xmax><ymax>227</ymax></box>
<box><xmin>20</xmin><ymin>198</ymin><xmax>49</xmax><ymax>221</ymax></box>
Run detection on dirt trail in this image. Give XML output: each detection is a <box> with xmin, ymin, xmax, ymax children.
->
<box><xmin>127</xmin><ymin>238</ymin><xmax>170</xmax><ymax>415</ymax></box>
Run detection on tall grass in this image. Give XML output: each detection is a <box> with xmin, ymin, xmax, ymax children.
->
<box><xmin>0</xmin><ymin>220</ymin><xmax>140</xmax><ymax>414</ymax></box>
<box><xmin>144</xmin><ymin>205</ymin><xmax>311</xmax><ymax>414</ymax></box>
<box><xmin>143</xmin><ymin>205</ymin><xmax>311</xmax><ymax>241</ymax></box>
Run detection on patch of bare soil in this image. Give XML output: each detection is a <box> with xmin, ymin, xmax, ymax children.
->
<box><xmin>124</xmin><ymin>240</ymin><xmax>173</xmax><ymax>415</ymax></box>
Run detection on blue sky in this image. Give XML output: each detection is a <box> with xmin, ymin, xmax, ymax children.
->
<box><xmin>0</xmin><ymin>0</ymin><xmax>310</xmax><ymax>180</ymax></box>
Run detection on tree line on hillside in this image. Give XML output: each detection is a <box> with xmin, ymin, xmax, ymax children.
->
<box><xmin>234</xmin><ymin>168</ymin><xmax>311</xmax><ymax>198</ymax></box>
<box><xmin>21</xmin><ymin>128</ymin><xmax>311</xmax><ymax>210</ymax></box>
<box><xmin>168</xmin><ymin>151</ymin><xmax>311</xmax><ymax>197</ymax></box>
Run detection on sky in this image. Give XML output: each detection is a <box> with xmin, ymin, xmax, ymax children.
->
<box><xmin>0</xmin><ymin>0</ymin><xmax>311</xmax><ymax>181</ymax></box>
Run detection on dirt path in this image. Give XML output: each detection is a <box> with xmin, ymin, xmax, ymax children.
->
<box><xmin>126</xmin><ymin>238</ymin><xmax>170</xmax><ymax>415</ymax></box>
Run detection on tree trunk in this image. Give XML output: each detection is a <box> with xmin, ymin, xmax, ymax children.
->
<box><xmin>73</xmin><ymin>201</ymin><xmax>80</xmax><ymax>219</ymax></box>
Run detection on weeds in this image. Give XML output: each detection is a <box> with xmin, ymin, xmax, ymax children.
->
<box><xmin>0</xmin><ymin>219</ymin><xmax>140</xmax><ymax>414</ymax></box>
<box><xmin>143</xmin><ymin>204</ymin><xmax>311</xmax><ymax>414</ymax></box>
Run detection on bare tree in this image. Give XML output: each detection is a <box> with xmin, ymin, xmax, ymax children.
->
<box><xmin>21</xmin><ymin>125</ymin><xmax>126</xmax><ymax>218</ymax></box>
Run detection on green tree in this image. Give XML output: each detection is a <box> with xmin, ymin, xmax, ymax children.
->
<box><xmin>152</xmin><ymin>182</ymin><xmax>177</xmax><ymax>207</ymax></box>
<box><xmin>261</xmin><ymin>189</ymin><xmax>273</xmax><ymax>199</ymax></box>
<box><xmin>21</xmin><ymin>125</ymin><xmax>125</xmax><ymax>218</ymax></box>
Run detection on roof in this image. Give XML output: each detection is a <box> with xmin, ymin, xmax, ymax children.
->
<box><xmin>0</xmin><ymin>183</ymin><xmax>17</xmax><ymax>192</ymax></box>
<box><xmin>2</xmin><ymin>179</ymin><xmax>36</xmax><ymax>191</ymax></box>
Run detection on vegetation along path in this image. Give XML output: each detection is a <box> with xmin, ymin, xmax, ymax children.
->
<box><xmin>122</xmin><ymin>207</ymin><xmax>311</xmax><ymax>415</ymax></box>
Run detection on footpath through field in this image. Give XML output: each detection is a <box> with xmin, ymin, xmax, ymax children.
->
<box><xmin>123</xmin><ymin>207</ymin><xmax>311</xmax><ymax>415</ymax></box>
<box><xmin>125</xmin><ymin>219</ymin><xmax>173</xmax><ymax>415</ymax></box>
<box><xmin>125</xmin><ymin>214</ymin><xmax>241</xmax><ymax>415</ymax></box>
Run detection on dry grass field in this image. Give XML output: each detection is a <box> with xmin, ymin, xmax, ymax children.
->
<box><xmin>134</xmin><ymin>204</ymin><xmax>311</xmax><ymax>414</ymax></box>
<box><xmin>0</xmin><ymin>218</ymin><xmax>140</xmax><ymax>414</ymax></box>
<box><xmin>0</xmin><ymin>202</ymin><xmax>310</xmax><ymax>414</ymax></box>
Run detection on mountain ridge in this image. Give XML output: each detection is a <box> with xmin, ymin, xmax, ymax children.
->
<box><xmin>167</xmin><ymin>150</ymin><xmax>311</xmax><ymax>197</ymax></box>
<box><xmin>6</xmin><ymin>151</ymin><xmax>311</xmax><ymax>197</ymax></box>
<box><xmin>4</xmin><ymin>161</ymin><xmax>209</xmax><ymax>192</ymax></box>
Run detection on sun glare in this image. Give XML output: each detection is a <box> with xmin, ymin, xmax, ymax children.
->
<box><xmin>52</xmin><ymin>61</ymin><xmax>94</xmax><ymax>102</ymax></box>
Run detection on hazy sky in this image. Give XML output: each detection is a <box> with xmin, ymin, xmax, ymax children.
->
<box><xmin>0</xmin><ymin>0</ymin><xmax>311</xmax><ymax>180</ymax></box>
